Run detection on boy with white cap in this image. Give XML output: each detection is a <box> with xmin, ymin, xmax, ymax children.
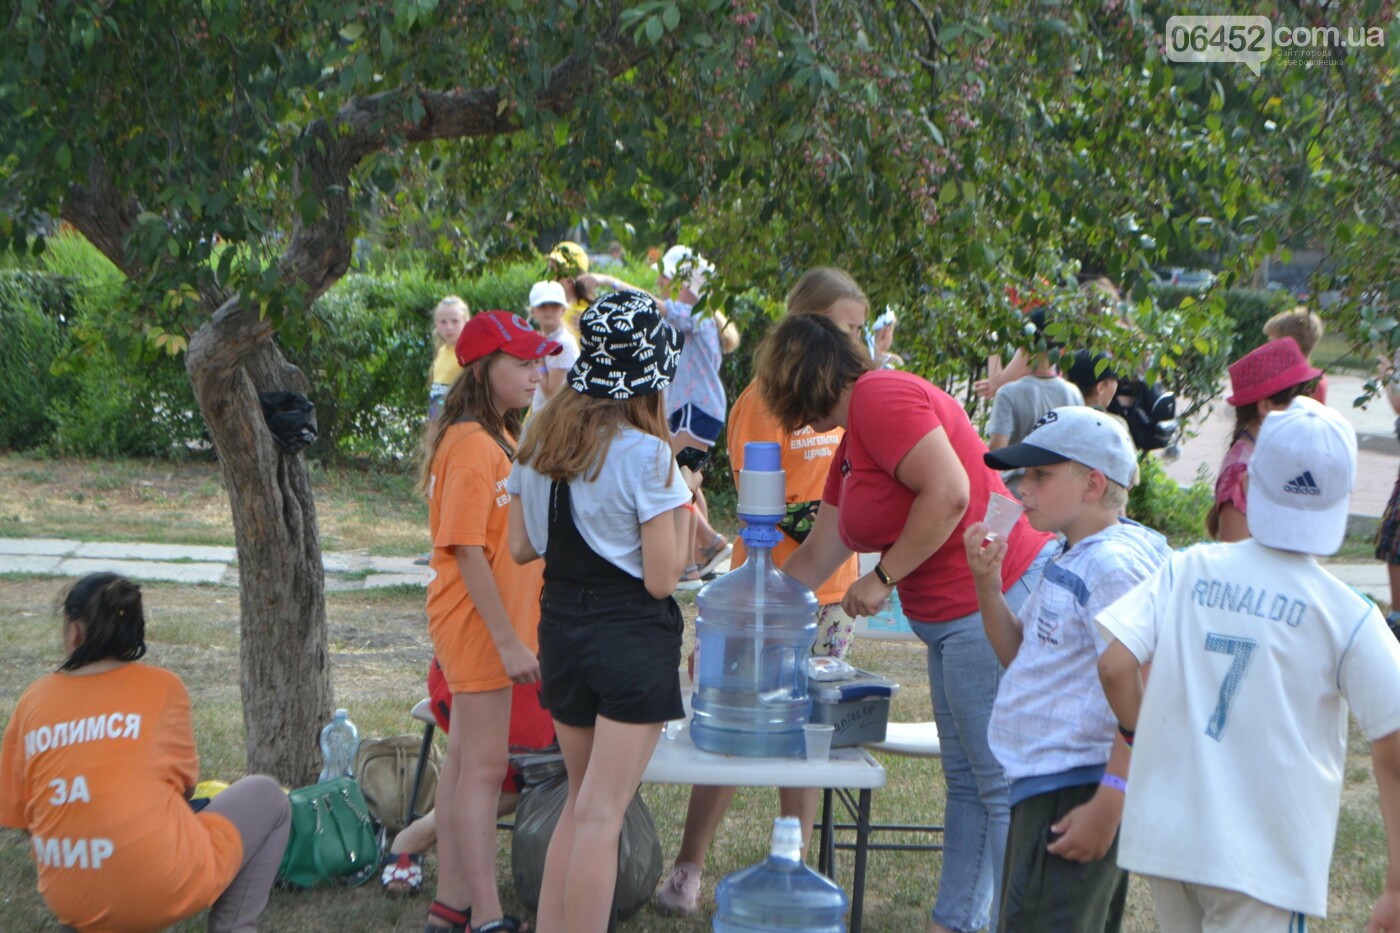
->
<box><xmin>1097</xmin><ymin>399</ymin><xmax>1400</xmax><ymax>932</ymax></box>
<box><xmin>527</xmin><ymin>280</ymin><xmax>580</xmax><ymax>413</ymax></box>
<box><xmin>968</xmin><ymin>406</ymin><xmax>1171</xmax><ymax>931</ymax></box>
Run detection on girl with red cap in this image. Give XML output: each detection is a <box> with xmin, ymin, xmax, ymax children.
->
<box><xmin>1208</xmin><ymin>337</ymin><xmax>1322</xmax><ymax>542</ymax></box>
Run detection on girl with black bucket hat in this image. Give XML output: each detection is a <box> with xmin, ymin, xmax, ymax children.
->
<box><xmin>507</xmin><ymin>290</ymin><xmax>701</xmax><ymax>932</ymax></box>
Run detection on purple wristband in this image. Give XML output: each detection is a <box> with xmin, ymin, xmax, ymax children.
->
<box><xmin>1100</xmin><ymin>774</ymin><xmax>1127</xmax><ymax>793</ymax></box>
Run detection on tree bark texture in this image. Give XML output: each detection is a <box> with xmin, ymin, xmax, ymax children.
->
<box><xmin>186</xmin><ymin>298</ymin><xmax>330</xmax><ymax>786</ymax></box>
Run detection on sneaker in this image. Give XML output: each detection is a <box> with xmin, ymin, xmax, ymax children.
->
<box><xmin>655</xmin><ymin>862</ymin><xmax>702</xmax><ymax>915</ymax></box>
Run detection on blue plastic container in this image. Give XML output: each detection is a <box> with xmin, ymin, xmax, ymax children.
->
<box><xmin>690</xmin><ymin>443</ymin><xmax>819</xmax><ymax>758</ymax></box>
<box><xmin>712</xmin><ymin>817</ymin><xmax>848</xmax><ymax>932</ymax></box>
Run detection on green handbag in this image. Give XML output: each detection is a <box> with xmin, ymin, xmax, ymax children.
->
<box><xmin>276</xmin><ymin>777</ymin><xmax>381</xmax><ymax>889</ymax></box>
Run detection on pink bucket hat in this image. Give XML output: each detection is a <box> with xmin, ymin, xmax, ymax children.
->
<box><xmin>1226</xmin><ymin>338</ymin><xmax>1322</xmax><ymax>406</ymax></box>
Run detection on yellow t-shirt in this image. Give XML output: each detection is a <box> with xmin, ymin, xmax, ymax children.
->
<box><xmin>563</xmin><ymin>297</ymin><xmax>590</xmax><ymax>340</ymax></box>
<box><xmin>0</xmin><ymin>664</ymin><xmax>243</xmax><ymax>933</ymax></box>
<box><xmin>431</xmin><ymin>342</ymin><xmax>464</xmax><ymax>386</ymax></box>
<box><xmin>726</xmin><ymin>381</ymin><xmax>860</xmax><ymax>606</ymax></box>
<box><xmin>426</xmin><ymin>423</ymin><xmax>544</xmax><ymax>693</ymax></box>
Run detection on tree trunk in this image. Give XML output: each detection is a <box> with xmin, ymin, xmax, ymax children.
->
<box><xmin>187</xmin><ymin>298</ymin><xmax>330</xmax><ymax>786</ymax></box>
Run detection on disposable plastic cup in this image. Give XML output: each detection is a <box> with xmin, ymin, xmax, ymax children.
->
<box><xmin>983</xmin><ymin>492</ymin><xmax>1024</xmax><ymax>541</ymax></box>
<box><xmin>803</xmin><ymin>723</ymin><xmax>836</xmax><ymax>763</ymax></box>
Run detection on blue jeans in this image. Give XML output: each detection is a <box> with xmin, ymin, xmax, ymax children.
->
<box><xmin>908</xmin><ymin>541</ymin><xmax>1054</xmax><ymax>933</ymax></box>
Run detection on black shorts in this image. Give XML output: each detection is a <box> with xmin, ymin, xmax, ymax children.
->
<box><xmin>538</xmin><ymin>581</ymin><xmax>685</xmax><ymax>728</ymax></box>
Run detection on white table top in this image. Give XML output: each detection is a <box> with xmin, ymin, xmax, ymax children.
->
<box><xmin>642</xmin><ymin>718</ymin><xmax>886</xmax><ymax>790</ymax></box>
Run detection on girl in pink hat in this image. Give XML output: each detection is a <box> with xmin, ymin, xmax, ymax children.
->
<box><xmin>1208</xmin><ymin>337</ymin><xmax>1322</xmax><ymax>541</ymax></box>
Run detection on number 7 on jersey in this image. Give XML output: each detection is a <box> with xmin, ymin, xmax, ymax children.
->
<box><xmin>1204</xmin><ymin>633</ymin><xmax>1257</xmax><ymax>741</ymax></box>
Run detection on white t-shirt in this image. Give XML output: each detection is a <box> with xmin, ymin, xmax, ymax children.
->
<box><xmin>1097</xmin><ymin>539</ymin><xmax>1400</xmax><ymax>917</ymax></box>
<box><xmin>530</xmin><ymin>326</ymin><xmax>580</xmax><ymax>414</ymax></box>
<box><xmin>989</xmin><ymin>520</ymin><xmax>1171</xmax><ymax>796</ymax></box>
<box><xmin>506</xmin><ymin>426</ymin><xmax>690</xmax><ymax>579</ymax></box>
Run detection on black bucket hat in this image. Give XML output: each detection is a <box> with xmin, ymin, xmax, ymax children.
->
<box><xmin>569</xmin><ymin>290</ymin><xmax>684</xmax><ymax>400</ymax></box>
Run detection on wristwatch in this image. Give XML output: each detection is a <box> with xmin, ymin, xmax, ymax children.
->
<box><xmin>873</xmin><ymin>562</ymin><xmax>897</xmax><ymax>587</ymax></box>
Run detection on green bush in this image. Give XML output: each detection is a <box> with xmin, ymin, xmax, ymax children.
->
<box><xmin>1153</xmin><ymin>284</ymin><xmax>1291</xmax><ymax>358</ymax></box>
<box><xmin>1127</xmin><ymin>452</ymin><xmax>1213</xmax><ymax>547</ymax></box>
<box><xmin>0</xmin><ymin>271</ymin><xmax>76</xmax><ymax>449</ymax></box>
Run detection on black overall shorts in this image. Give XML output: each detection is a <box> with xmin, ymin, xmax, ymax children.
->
<box><xmin>536</xmin><ymin>478</ymin><xmax>685</xmax><ymax>727</ymax></box>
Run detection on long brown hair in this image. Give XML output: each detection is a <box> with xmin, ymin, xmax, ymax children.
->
<box><xmin>516</xmin><ymin>389</ymin><xmax>672</xmax><ymax>484</ymax></box>
<box><xmin>786</xmin><ymin>267</ymin><xmax>869</xmax><ymax>317</ymax></box>
<box><xmin>418</xmin><ymin>352</ymin><xmax>521</xmax><ymax>495</ymax></box>
<box><xmin>1229</xmin><ymin>379</ymin><xmax>1317</xmax><ymax>446</ymax></box>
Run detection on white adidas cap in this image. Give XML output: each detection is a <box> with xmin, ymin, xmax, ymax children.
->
<box><xmin>1246</xmin><ymin>397</ymin><xmax>1357</xmax><ymax>555</ymax></box>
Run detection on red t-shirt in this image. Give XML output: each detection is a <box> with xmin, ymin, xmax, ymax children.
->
<box><xmin>822</xmin><ymin>371</ymin><xmax>1052</xmax><ymax>622</ymax></box>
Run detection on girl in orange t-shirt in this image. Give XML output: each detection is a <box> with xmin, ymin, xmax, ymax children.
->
<box><xmin>0</xmin><ymin>573</ymin><xmax>289</xmax><ymax>933</ymax></box>
<box><xmin>419</xmin><ymin>311</ymin><xmax>561</xmax><ymax>933</ymax></box>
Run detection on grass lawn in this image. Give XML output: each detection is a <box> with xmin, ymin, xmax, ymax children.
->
<box><xmin>0</xmin><ymin>454</ymin><xmax>1392</xmax><ymax>930</ymax></box>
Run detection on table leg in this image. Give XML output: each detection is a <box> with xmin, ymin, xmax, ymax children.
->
<box><xmin>850</xmin><ymin>788</ymin><xmax>871</xmax><ymax>933</ymax></box>
<box><xmin>818</xmin><ymin>787</ymin><xmax>835</xmax><ymax>876</ymax></box>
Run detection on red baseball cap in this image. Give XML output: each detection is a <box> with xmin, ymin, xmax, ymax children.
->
<box><xmin>456</xmin><ymin>311</ymin><xmax>563</xmax><ymax>367</ymax></box>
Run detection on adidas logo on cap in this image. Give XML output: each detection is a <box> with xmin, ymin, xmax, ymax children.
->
<box><xmin>1283</xmin><ymin>471</ymin><xmax>1321</xmax><ymax>496</ymax></box>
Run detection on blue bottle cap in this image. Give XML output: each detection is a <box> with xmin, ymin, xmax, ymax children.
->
<box><xmin>744</xmin><ymin>441</ymin><xmax>782</xmax><ymax>473</ymax></box>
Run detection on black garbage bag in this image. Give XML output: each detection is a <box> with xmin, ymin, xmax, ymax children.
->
<box><xmin>258</xmin><ymin>391</ymin><xmax>317</xmax><ymax>454</ymax></box>
<box><xmin>509</xmin><ymin>752</ymin><xmax>663</xmax><ymax>927</ymax></box>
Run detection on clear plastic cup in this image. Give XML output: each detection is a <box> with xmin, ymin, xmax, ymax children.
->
<box><xmin>983</xmin><ymin>492</ymin><xmax>1024</xmax><ymax>541</ymax></box>
<box><xmin>803</xmin><ymin>723</ymin><xmax>835</xmax><ymax>763</ymax></box>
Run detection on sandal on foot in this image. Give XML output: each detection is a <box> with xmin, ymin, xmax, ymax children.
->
<box><xmin>381</xmin><ymin>851</ymin><xmax>424</xmax><ymax>896</ymax></box>
<box><xmin>696</xmin><ymin>534</ymin><xmax>732</xmax><ymax>577</ymax></box>
<box><xmin>425</xmin><ymin>901</ymin><xmax>470</xmax><ymax>933</ymax></box>
<box><xmin>472</xmin><ymin>916</ymin><xmax>527</xmax><ymax>933</ymax></box>
<box><xmin>676</xmin><ymin>563</ymin><xmax>705</xmax><ymax>592</ymax></box>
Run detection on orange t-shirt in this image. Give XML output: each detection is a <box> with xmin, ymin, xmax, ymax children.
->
<box><xmin>726</xmin><ymin>381</ymin><xmax>860</xmax><ymax>606</ymax></box>
<box><xmin>426</xmin><ymin>423</ymin><xmax>544</xmax><ymax>693</ymax></box>
<box><xmin>0</xmin><ymin>664</ymin><xmax>242</xmax><ymax>933</ymax></box>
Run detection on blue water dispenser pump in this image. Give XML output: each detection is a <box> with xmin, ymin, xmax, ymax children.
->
<box><xmin>736</xmin><ymin>441</ymin><xmax>785</xmax><ymax>550</ymax></box>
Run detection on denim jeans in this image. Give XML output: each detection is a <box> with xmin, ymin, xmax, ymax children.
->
<box><xmin>908</xmin><ymin>541</ymin><xmax>1054</xmax><ymax>933</ymax></box>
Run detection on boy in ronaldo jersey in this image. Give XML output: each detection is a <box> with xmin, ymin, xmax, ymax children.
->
<box><xmin>1097</xmin><ymin>399</ymin><xmax>1400</xmax><ymax>932</ymax></box>
<box><xmin>967</xmin><ymin>406</ymin><xmax>1171</xmax><ymax>932</ymax></box>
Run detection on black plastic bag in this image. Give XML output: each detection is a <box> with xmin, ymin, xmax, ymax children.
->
<box><xmin>258</xmin><ymin>391</ymin><xmax>317</xmax><ymax>454</ymax></box>
<box><xmin>509</xmin><ymin>752</ymin><xmax>663</xmax><ymax>926</ymax></box>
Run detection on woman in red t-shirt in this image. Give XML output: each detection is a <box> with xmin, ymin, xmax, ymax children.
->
<box><xmin>757</xmin><ymin>313</ymin><xmax>1056</xmax><ymax>933</ymax></box>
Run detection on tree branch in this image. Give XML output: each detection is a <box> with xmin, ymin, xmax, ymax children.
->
<box><xmin>58</xmin><ymin>154</ymin><xmax>143</xmax><ymax>279</ymax></box>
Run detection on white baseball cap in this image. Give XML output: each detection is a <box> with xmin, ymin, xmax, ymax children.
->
<box><xmin>1246</xmin><ymin>397</ymin><xmax>1356</xmax><ymax>555</ymax></box>
<box><xmin>983</xmin><ymin>406</ymin><xmax>1137</xmax><ymax>489</ymax></box>
<box><xmin>528</xmin><ymin>280</ymin><xmax>567</xmax><ymax>309</ymax></box>
<box><xmin>656</xmin><ymin>245</ymin><xmax>714</xmax><ymax>291</ymax></box>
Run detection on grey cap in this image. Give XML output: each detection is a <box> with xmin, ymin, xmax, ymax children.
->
<box><xmin>984</xmin><ymin>406</ymin><xmax>1137</xmax><ymax>488</ymax></box>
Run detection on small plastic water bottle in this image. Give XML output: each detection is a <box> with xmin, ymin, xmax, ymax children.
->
<box><xmin>318</xmin><ymin>709</ymin><xmax>360</xmax><ymax>782</ymax></box>
<box><xmin>712</xmin><ymin>816</ymin><xmax>848</xmax><ymax>932</ymax></box>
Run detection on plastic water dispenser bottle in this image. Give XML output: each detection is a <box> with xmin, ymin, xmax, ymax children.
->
<box><xmin>712</xmin><ymin>816</ymin><xmax>849</xmax><ymax>932</ymax></box>
<box><xmin>318</xmin><ymin>708</ymin><xmax>360</xmax><ymax>782</ymax></box>
<box><xmin>690</xmin><ymin>442</ymin><xmax>818</xmax><ymax>757</ymax></box>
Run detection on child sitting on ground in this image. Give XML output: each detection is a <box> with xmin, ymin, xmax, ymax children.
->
<box><xmin>1208</xmin><ymin>337</ymin><xmax>1320</xmax><ymax>542</ymax></box>
<box><xmin>1263</xmin><ymin>305</ymin><xmax>1327</xmax><ymax>403</ymax></box>
<box><xmin>971</xmin><ymin>407</ymin><xmax>1171</xmax><ymax>932</ymax></box>
<box><xmin>1097</xmin><ymin>399</ymin><xmax>1400</xmax><ymax>932</ymax></box>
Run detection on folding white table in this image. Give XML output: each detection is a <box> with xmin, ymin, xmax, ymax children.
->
<box><xmin>641</xmin><ymin>718</ymin><xmax>886</xmax><ymax>932</ymax></box>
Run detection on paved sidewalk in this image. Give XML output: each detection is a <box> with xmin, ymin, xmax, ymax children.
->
<box><xmin>0</xmin><ymin>538</ymin><xmax>428</xmax><ymax>592</ymax></box>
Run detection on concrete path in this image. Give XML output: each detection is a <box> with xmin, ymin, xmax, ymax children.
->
<box><xmin>0</xmin><ymin>538</ymin><xmax>429</xmax><ymax>592</ymax></box>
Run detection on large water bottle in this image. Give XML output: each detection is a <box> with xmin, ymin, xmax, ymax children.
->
<box><xmin>318</xmin><ymin>708</ymin><xmax>360</xmax><ymax>782</ymax></box>
<box><xmin>713</xmin><ymin>816</ymin><xmax>849</xmax><ymax>932</ymax></box>
<box><xmin>690</xmin><ymin>442</ymin><xmax>818</xmax><ymax>757</ymax></box>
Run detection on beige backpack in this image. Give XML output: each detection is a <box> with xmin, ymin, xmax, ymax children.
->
<box><xmin>354</xmin><ymin>734</ymin><xmax>441</xmax><ymax>834</ymax></box>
